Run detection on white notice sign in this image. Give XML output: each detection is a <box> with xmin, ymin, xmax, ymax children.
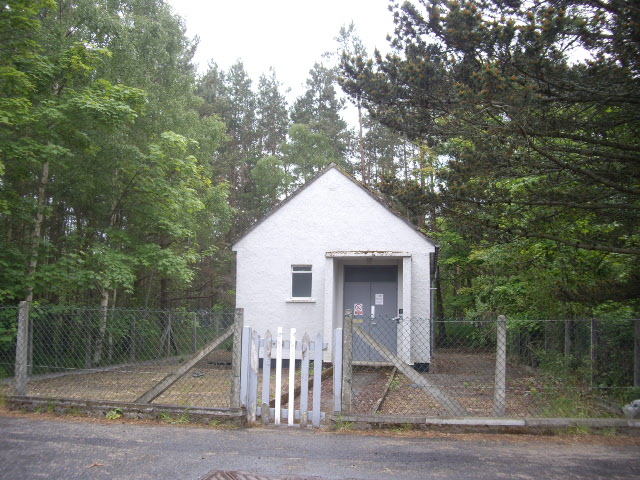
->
<box><xmin>375</xmin><ymin>294</ymin><xmax>384</xmax><ymax>305</ymax></box>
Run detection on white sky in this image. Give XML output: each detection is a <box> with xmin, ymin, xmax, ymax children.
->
<box><xmin>166</xmin><ymin>0</ymin><xmax>395</xmax><ymax>102</ymax></box>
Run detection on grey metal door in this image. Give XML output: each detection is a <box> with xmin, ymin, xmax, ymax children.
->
<box><xmin>343</xmin><ymin>265</ymin><xmax>398</xmax><ymax>362</ymax></box>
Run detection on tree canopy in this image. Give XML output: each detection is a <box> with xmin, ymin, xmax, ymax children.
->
<box><xmin>340</xmin><ymin>0</ymin><xmax>639</xmax><ymax>256</ymax></box>
<box><xmin>340</xmin><ymin>0</ymin><xmax>639</xmax><ymax>311</ymax></box>
<box><xmin>2</xmin><ymin>0</ymin><xmax>636</xmax><ymax>319</ymax></box>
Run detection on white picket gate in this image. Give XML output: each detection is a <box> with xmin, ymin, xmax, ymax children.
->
<box><xmin>239</xmin><ymin>327</ymin><xmax>328</xmax><ymax>427</ymax></box>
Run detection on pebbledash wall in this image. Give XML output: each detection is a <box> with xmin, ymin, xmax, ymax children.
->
<box><xmin>232</xmin><ymin>165</ymin><xmax>437</xmax><ymax>364</ymax></box>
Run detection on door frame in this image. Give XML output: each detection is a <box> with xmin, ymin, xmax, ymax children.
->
<box><xmin>343</xmin><ymin>264</ymin><xmax>399</xmax><ymax>363</ymax></box>
<box><xmin>323</xmin><ymin>251</ymin><xmax>413</xmax><ymax>365</ymax></box>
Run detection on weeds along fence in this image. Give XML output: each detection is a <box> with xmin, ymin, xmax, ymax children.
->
<box><xmin>0</xmin><ymin>304</ymin><xmax>240</xmax><ymax>408</ymax></box>
<box><xmin>343</xmin><ymin>315</ymin><xmax>639</xmax><ymax>419</ymax></box>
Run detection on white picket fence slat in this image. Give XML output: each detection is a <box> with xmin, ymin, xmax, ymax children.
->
<box><xmin>239</xmin><ymin>326</ymin><xmax>327</xmax><ymax>427</ymax></box>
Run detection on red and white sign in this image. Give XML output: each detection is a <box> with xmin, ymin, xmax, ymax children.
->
<box><xmin>354</xmin><ymin>303</ymin><xmax>363</xmax><ymax>315</ymax></box>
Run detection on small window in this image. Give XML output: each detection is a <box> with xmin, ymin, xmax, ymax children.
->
<box><xmin>291</xmin><ymin>265</ymin><xmax>312</xmax><ymax>298</ymax></box>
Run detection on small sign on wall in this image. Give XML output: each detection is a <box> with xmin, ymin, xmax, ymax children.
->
<box><xmin>375</xmin><ymin>294</ymin><xmax>384</xmax><ymax>305</ymax></box>
<box><xmin>354</xmin><ymin>303</ymin><xmax>363</xmax><ymax>315</ymax></box>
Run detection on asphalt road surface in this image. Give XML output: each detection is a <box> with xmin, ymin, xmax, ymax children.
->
<box><xmin>1</xmin><ymin>414</ymin><xmax>639</xmax><ymax>480</ymax></box>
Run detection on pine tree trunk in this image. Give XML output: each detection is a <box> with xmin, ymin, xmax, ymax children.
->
<box><xmin>358</xmin><ymin>100</ymin><xmax>366</xmax><ymax>185</ymax></box>
<box><xmin>24</xmin><ymin>162</ymin><xmax>49</xmax><ymax>303</ymax></box>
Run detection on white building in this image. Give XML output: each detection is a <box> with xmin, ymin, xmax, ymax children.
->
<box><xmin>232</xmin><ymin>164</ymin><xmax>437</xmax><ymax>368</ymax></box>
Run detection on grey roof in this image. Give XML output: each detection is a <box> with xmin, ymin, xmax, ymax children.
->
<box><xmin>231</xmin><ymin>163</ymin><xmax>438</xmax><ymax>248</ymax></box>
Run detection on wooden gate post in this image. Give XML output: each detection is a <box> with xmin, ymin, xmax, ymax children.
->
<box><xmin>312</xmin><ymin>331</ymin><xmax>323</xmax><ymax>427</ymax></box>
<box><xmin>230</xmin><ymin>308</ymin><xmax>244</xmax><ymax>408</ymax></box>
<box><xmin>247</xmin><ymin>329</ymin><xmax>259</xmax><ymax>421</ymax></box>
<box><xmin>274</xmin><ymin>327</ymin><xmax>284</xmax><ymax>425</ymax></box>
<box><xmin>288</xmin><ymin>328</ymin><xmax>296</xmax><ymax>426</ymax></box>
<box><xmin>494</xmin><ymin>315</ymin><xmax>507</xmax><ymax>417</ymax></box>
<box><xmin>261</xmin><ymin>330</ymin><xmax>273</xmax><ymax>425</ymax></box>
<box><xmin>300</xmin><ymin>333</ymin><xmax>310</xmax><ymax>427</ymax></box>
<box><xmin>342</xmin><ymin>309</ymin><xmax>353</xmax><ymax>414</ymax></box>
<box><xmin>14</xmin><ymin>302</ymin><xmax>30</xmax><ymax>396</ymax></box>
<box><xmin>239</xmin><ymin>326</ymin><xmax>251</xmax><ymax>409</ymax></box>
<box><xmin>333</xmin><ymin>328</ymin><xmax>343</xmax><ymax>413</ymax></box>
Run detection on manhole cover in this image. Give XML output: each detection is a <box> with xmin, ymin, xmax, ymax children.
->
<box><xmin>200</xmin><ymin>471</ymin><xmax>323</xmax><ymax>480</ymax></box>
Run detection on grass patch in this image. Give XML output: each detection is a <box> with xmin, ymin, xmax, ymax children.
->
<box><xmin>600</xmin><ymin>427</ymin><xmax>617</xmax><ymax>437</ymax></box>
<box><xmin>390</xmin><ymin>423</ymin><xmax>414</xmax><ymax>433</ymax></box>
<box><xmin>565</xmin><ymin>423</ymin><xmax>591</xmax><ymax>435</ymax></box>
<box><xmin>106</xmin><ymin>407</ymin><xmax>124</xmax><ymax>420</ymax></box>
<box><xmin>333</xmin><ymin>414</ymin><xmax>352</xmax><ymax>431</ymax></box>
<box><xmin>158</xmin><ymin>409</ymin><xmax>191</xmax><ymax>425</ymax></box>
<box><xmin>36</xmin><ymin>400</ymin><xmax>58</xmax><ymax>414</ymax></box>
<box><xmin>66</xmin><ymin>406</ymin><xmax>82</xmax><ymax>416</ymax></box>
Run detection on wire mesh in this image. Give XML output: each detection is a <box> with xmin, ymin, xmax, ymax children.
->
<box><xmin>344</xmin><ymin>315</ymin><xmax>639</xmax><ymax>418</ymax></box>
<box><xmin>1</xmin><ymin>305</ymin><xmax>240</xmax><ymax>408</ymax></box>
<box><xmin>2</xmin><ymin>306</ymin><xmax>638</xmax><ymax>420</ymax></box>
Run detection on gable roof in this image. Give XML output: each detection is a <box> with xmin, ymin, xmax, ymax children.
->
<box><xmin>232</xmin><ymin>163</ymin><xmax>437</xmax><ymax>248</ymax></box>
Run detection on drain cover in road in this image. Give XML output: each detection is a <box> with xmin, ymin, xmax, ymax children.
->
<box><xmin>201</xmin><ymin>471</ymin><xmax>323</xmax><ymax>480</ymax></box>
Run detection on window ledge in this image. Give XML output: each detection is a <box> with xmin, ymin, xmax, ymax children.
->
<box><xmin>286</xmin><ymin>298</ymin><xmax>316</xmax><ymax>303</ymax></box>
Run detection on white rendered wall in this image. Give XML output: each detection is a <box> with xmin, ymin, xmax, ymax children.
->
<box><xmin>233</xmin><ymin>167</ymin><xmax>435</xmax><ymax>362</ymax></box>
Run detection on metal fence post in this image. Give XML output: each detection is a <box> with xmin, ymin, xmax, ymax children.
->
<box><xmin>230</xmin><ymin>307</ymin><xmax>244</xmax><ymax>408</ymax></box>
<box><xmin>129</xmin><ymin>312</ymin><xmax>137</xmax><ymax>363</ymax></box>
<box><xmin>192</xmin><ymin>312</ymin><xmax>197</xmax><ymax>354</ymax></box>
<box><xmin>342</xmin><ymin>309</ymin><xmax>353</xmax><ymax>414</ymax></box>
<box><xmin>494</xmin><ymin>315</ymin><xmax>507</xmax><ymax>417</ymax></box>
<box><xmin>14</xmin><ymin>302</ymin><xmax>30</xmax><ymax>396</ymax></box>
<box><xmin>27</xmin><ymin>309</ymin><xmax>33</xmax><ymax>376</ymax></box>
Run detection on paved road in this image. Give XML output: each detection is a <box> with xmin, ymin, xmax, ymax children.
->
<box><xmin>1</xmin><ymin>414</ymin><xmax>639</xmax><ymax>480</ymax></box>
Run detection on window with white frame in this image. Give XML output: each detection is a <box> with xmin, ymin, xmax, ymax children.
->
<box><xmin>291</xmin><ymin>265</ymin><xmax>312</xmax><ymax>298</ymax></box>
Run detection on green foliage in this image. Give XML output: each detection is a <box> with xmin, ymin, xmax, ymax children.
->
<box><xmin>158</xmin><ymin>409</ymin><xmax>190</xmax><ymax>424</ymax></box>
<box><xmin>66</xmin><ymin>406</ymin><xmax>82</xmax><ymax>416</ymax></box>
<box><xmin>0</xmin><ymin>308</ymin><xmax>18</xmax><ymax>355</ymax></box>
<box><xmin>283</xmin><ymin>124</ymin><xmax>337</xmax><ymax>183</ymax></box>
<box><xmin>333</xmin><ymin>413</ymin><xmax>353</xmax><ymax>431</ymax></box>
<box><xmin>340</xmin><ymin>0</ymin><xmax>640</xmax><ymax>316</ymax></box>
<box><xmin>106</xmin><ymin>407</ymin><xmax>124</xmax><ymax>420</ymax></box>
<box><xmin>0</xmin><ymin>0</ymin><xmax>234</xmax><ymax>309</ymax></box>
<box><xmin>507</xmin><ymin>317</ymin><xmax>637</xmax><ymax>410</ymax></box>
<box><xmin>251</xmin><ymin>156</ymin><xmax>290</xmax><ymax>213</ymax></box>
<box><xmin>45</xmin><ymin>400</ymin><xmax>57</xmax><ymax>413</ymax></box>
<box><xmin>291</xmin><ymin>62</ymin><xmax>349</xmax><ymax>165</ymax></box>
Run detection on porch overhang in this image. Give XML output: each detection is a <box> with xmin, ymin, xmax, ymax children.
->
<box><xmin>323</xmin><ymin>252</ymin><xmax>414</xmax><ymax>364</ymax></box>
<box><xmin>325</xmin><ymin>251</ymin><xmax>412</xmax><ymax>258</ymax></box>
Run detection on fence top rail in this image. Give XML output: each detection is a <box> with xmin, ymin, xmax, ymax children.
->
<box><xmin>0</xmin><ymin>304</ymin><xmax>238</xmax><ymax>315</ymax></box>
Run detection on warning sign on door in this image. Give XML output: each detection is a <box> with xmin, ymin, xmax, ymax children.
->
<box><xmin>375</xmin><ymin>294</ymin><xmax>384</xmax><ymax>305</ymax></box>
<box><xmin>354</xmin><ymin>303</ymin><xmax>363</xmax><ymax>315</ymax></box>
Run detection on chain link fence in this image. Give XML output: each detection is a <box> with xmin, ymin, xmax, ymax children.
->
<box><xmin>342</xmin><ymin>315</ymin><xmax>639</xmax><ymax>419</ymax></box>
<box><xmin>2</xmin><ymin>305</ymin><xmax>638</xmax><ymax>421</ymax></box>
<box><xmin>1</xmin><ymin>304</ymin><xmax>240</xmax><ymax>408</ymax></box>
